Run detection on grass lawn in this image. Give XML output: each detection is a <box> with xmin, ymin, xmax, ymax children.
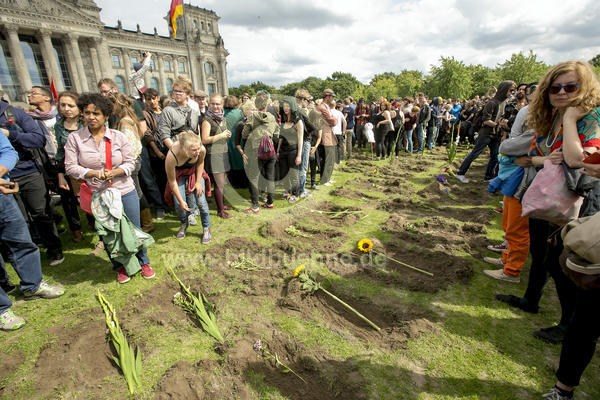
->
<box><xmin>1</xmin><ymin>146</ymin><xmax>598</xmax><ymax>400</ymax></box>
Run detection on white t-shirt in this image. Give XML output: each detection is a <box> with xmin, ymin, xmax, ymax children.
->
<box><xmin>188</xmin><ymin>97</ymin><xmax>200</xmax><ymax>113</ymax></box>
<box><xmin>331</xmin><ymin>108</ymin><xmax>344</xmax><ymax>136</ymax></box>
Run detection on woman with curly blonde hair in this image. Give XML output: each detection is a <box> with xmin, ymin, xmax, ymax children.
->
<box><xmin>498</xmin><ymin>61</ymin><xmax>600</xmax><ymax>400</ymax></box>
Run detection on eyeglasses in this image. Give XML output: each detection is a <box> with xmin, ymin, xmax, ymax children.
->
<box><xmin>27</xmin><ymin>91</ymin><xmax>43</xmax><ymax>96</ymax></box>
<box><xmin>173</xmin><ymin>90</ymin><xmax>185</xmax><ymax>95</ymax></box>
<box><xmin>549</xmin><ymin>83</ymin><xmax>580</xmax><ymax>94</ymax></box>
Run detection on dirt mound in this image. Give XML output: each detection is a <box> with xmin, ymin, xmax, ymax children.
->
<box><xmin>0</xmin><ymin>351</ymin><xmax>23</xmax><ymax>396</ymax></box>
<box><xmin>33</xmin><ymin>314</ymin><xmax>123</xmax><ymax>399</ymax></box>
<box><xmin>333</xmin><ymin>187</ymin><xmax>378</xmax><ymax>200</ymax></box>
<box><xmin>417</xmin><ymin>181</ymin><xmax>457</xmax><ymax>204</ymax></box>
<box><xmin>126</xmin><ymin>280</ymin><xmax>188</xmax><ymax>329</ymax></box>
<box><xmin>437</xmin><ymin>205</ymin><xmax>495</xmax><ymax>225</ymax></box>
<box><xmin>153</xmin><ymin>359</ymin><xmax>251</xmax><ymax>400</ymax></box>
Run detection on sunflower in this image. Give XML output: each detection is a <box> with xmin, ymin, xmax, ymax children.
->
<box><xmin>293</xmin><ymin>265</ymin><xmax>306</xmax><ymax>278</ymax></box>
<box><xmin>357</xmin><ymin>239</ymin><xmax>373</xmax><ymax>253</ymax></box>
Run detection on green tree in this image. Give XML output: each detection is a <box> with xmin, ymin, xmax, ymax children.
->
<box><xmin>324</xmin><ymin>71</ymin><xmax>364</xmax><ymax>99</ymax></box>
<box><xmin>228</xmin><ymin>84</ymin><xmax>254</xmax><ymax>98</ymax></box>
<box><xmin>496</xmin><ymin>50</ymin><xmax>549</xmax><ymax>84</ymax></box>
<box><xmin>298</xmin><ymin>76</ymin><xmax>325</xmax><ymax>99</ymax></box>
<box><xmin>427</xmin><ymin>56</ymin><xmax>472</xmax><ymax>99</ymax></box>
<box><xmin>249</xmin><ymin>81</ymin><xmax>277</xmax><ymax>94</ymax></box>
<box><xmin>468</xmin><ymin>64</ymin><xmax>498</xmax><ymax>97</ymax></box>
<box><xmin>369</xmin><ymin>73</ymin><xmax>399</xmax><ymax>100</ymax></box>
<box><xmin>278</xmin><ymin>81</ymin><xmax>302</xmax><ymax>97</ymax></box>
<box><xmin>590</xmin><ymin>53</ymin><xmax>600</xmax><ymax>68</ymax></box>
<box><xmin>395</xmin><ymin>69</ymin><xmax>425</xmax><ymax>97</ymax></box>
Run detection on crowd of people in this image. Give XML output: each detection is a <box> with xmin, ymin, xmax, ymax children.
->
<box><xmin>0</xmin><ymin>51</ymin><xmax>599</xmax><ymax>399</ymax></box>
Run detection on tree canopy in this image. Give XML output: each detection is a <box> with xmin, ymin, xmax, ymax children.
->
<box><xmin>228</xmin><ymin>51</ymin><xmax>596</xmax><ymax>101</ymax></box>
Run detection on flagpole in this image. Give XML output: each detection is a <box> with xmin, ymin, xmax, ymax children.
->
<box><xmin>182</xmin><ymin>3</ymin><xmax>197</xmax><ymax>90</ymax></box>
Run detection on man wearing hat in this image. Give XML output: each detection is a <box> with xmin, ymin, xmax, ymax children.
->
<box><xmin>316</xmin><ymin>88</ymin><xmax>338</xmax><ymax>186</ymax></box>
<box><xmin>191</xmin><ymin>90</ymin><xmax>207</xmax><ymax>116</ymax></box>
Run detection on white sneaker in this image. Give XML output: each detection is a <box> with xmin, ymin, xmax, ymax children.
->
<box><xmin>188</xmin><ymin>214</ymin><xmax>197</xmax><ymax>226</ymax></box>
<box><xmin>483</xmin><ymin>269</ymin><xmax>520</xmax><ymax>283</ymax></box>
<box><xmin>483</xmin><ymin>256</ymin><xmax>504</xmax><ymax>267</ymax></box>
<box><xmin>456</xmin><ymin>175</ymin><xmax>469</xmax><ymax>183</ymax></box>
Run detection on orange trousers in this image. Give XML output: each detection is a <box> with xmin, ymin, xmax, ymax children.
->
<box><xmin>501</xmin><ymin>195</ymin><xmax>530</xmax><ymax>276</ymax></box>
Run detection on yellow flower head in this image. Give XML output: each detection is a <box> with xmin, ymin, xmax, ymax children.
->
<box><xmin>373</xmin><ymin>169</ymin><xmax>377</xmax><ymax>173</ymax></box>
<box><xmin>357</xmin><ymin>239</ymin><xmax>373</xmax><ymax>253</ymax></box>
<box><xmin>293</xmin><ymin>265</ymin><xmax>306</xmax><ymax>278</ymax></box>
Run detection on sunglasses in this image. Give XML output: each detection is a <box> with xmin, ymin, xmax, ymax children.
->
<box><xmin>549</xmin><ymin>82</ymin><xmax>580</xmax><ymax>94</ymax></box>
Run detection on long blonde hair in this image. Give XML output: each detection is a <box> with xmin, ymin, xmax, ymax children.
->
<box><xmin>528</xmin><ymin>61</ymin><xmax>600</xmax><ymax>136</ymax></box>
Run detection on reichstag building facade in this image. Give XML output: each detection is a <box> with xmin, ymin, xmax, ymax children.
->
<box><xmin>0</xmin><ymin>0</ymin><xmax>229</xmax><ymax>103</ymax></box>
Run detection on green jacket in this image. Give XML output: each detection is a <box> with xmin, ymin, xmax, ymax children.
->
<box><xmin>93</xmin><ymin>190</ymin><xmax>154</xmax><ymax>275</ymax></box>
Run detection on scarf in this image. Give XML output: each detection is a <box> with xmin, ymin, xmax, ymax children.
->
<box><xmin>206</xmin><ymin>108</ymin><xmax>224</xmax><ymax>122</ymax></box>
<box><xmin>27</xmin><ymin>105</ymin><xmax>58</xmax><ymax>120</ymax></box>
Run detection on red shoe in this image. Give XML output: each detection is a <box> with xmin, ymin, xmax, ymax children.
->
<box><xmin>261</xmin><ymin>203</ymin><xmax>274</xmax><ymax>209</ymax></box>
<box><xmin>116</xmin><ymin>267</ymin><xmax>130</xmax><ymax>284</ymax></box>
<box><xmin>218</xmin><ymin>210</ymin><xmax>232</xmax><ymax>219</ymax></box>
<box><xmin>223</xmin><ymin>204</ymin><xmax>234</xmax><ymax>211</ymax></box>
<box><xmin>487</xmin><ymin>242</ymin><xmax>507</xmax><ymax>253</ymax></box>
<box><xmin>244</xmin><ymin>207</ymin><xmax>260</xmax><ymax>214</ymax></box>
<box><xmin>140</xmin><ymin>264</ymin><xmax>155</xmax><ymax>279</ymax></box>
<box><xmin>493</xmin><ymin>207</ymin><xmax>503</xmax><ymax>214</ymax></box>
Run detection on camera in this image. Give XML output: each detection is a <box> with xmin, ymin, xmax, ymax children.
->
<box><xmin>502</xmin><ymin>97</ymin><xmax>520</xmax><ymax>130</ymax></box>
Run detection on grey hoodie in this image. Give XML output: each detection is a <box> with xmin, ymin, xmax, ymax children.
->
<box><xmin>157</xmin><ymin>101</ymin><xmax>200</xmax><ymax>143</ymax></box>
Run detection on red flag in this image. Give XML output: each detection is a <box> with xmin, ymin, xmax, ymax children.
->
<box><xmin>49</xmin><ymin>77</ymin><xmax>58</xmax><ymax>103</ymax></box>
<box><xmin>170</xmin><ymin>0</ymin><xmax>184</xmax><ymax>38</ymax></box>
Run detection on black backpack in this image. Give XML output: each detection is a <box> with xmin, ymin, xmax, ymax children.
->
<box><xmin>1</xmin><ymin>105</ymin><xmax>58</xmax><ymax>190</ymax></box>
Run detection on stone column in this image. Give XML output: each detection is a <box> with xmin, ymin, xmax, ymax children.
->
<box><xmin>61</xmin><ymin>35</ymin><xmax>82</xmax><ymax>92</ymax></box>
<box><xmin>66</xmin><ymin>34</ymin><xmax>89</xmax><ymax>92</ymax></box>
<box><xmin>4</xmin><ymin>25</ymin><xmax>32</xmax><ymax>100</ymax></box>
<box><xmin>95</xmin><ymin>37</ymin><xmax>113</xmax><ymax>80</ymax></box>
<box><xmin>87</xmin><ymin>39</ymin><xmax>103</xmax><ymax>85</ymax></box>
<box><xmin>199</xmin><ymin>56</ymin><xmax>207</xmax><ymax>92</ymax></box>
<box><xmin>122</xmin><ymin>51</ymin><xmax>132</xmax><ymax>95</ymax></box>
<box><xmin>157</xmin><ymin>54</ymin><xmax>167</xmax><ymax>95</ymax></box>
<box><xmin>219</xmin><ymin>58</ymin><xmax>228</xmax><ymax>95</ymax></box>
<box><xmin>38</xmin><ymin>29</ymin><xmax>64</xmax><ymax>92</ymax></box>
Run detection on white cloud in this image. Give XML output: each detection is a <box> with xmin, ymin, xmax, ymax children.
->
<box><xmin>97</xmin><ymin>0</ymin><xmax>600</xmax><ymax>88</ymax></box>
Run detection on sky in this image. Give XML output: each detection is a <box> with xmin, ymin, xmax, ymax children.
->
<box><xmin>97</xmin><ymin>0</ymin><xmax>600</xmax><ymax>88</ymax></box>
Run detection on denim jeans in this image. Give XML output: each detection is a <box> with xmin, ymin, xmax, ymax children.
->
<box><xmin>0</xmin><ymin>195</ymin><xmax>43</xmax><ymax>313</ymax></box>
<box><xmin>417</xmin><ymin>124</ymin><xmax>426</xmax><ymax>153</ymax></box>
<box><xmin>298</xmin><ymin>141</ymin><xmax>311</xmax><ymax>194</ymax></box>
<box><xmin>457</xmin><ymin>135</ymin><xmax>500</xmax><ymax>179</ymax></box>
<box><xmin>12</xmin><ymin>171</ymin><xmax>62</xmax><ymax>258</ymax></box>
<box><xmin>405</xmin><ymin>129</ymin><xmax>414</xmax><ymax>153</ymax></box>
<box><xmin>102</xmin><ymin>190</ymin><xmax>150</xmax><ymax>270</ymax></box>
<box><xmin>173</xmin><ymin>176</ymin><xmax>210</xmax><ymax>228</ymax></box>
<box><xmin>426</xmin><ymin>125</ymin><xmax>436</xmax><ymax>150</ymax></box>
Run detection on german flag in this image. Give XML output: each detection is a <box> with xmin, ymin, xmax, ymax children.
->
<box><xmin>170</xmin><ymin>0</ymin><xmax>184</xmax><ymax>38</ymax></box>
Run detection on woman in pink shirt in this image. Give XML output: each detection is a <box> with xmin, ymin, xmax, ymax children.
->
<box><xmin>64</xmin><ymin>93</ymin><xmax>155</xmax><ymax>284</ymax></box>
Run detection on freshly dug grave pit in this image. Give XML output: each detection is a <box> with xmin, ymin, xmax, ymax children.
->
<box><xmin>384</xmin><ymin>215</ymin><xmax>489</xmax><ymax>255</ymax></box>
<box><xmin>341</xmin><ymin>243</ymin><xmax>472</xmax><ymax>293</ymax></box>
<box><xmin>277</xmin><ymin>278</ymin><xmax>435</xmax><ymax>350</ymax></box>
<box><xmin>153</xmin><ymin>359</ymin><xmax>252</xmax><ymax>400</ymax></box>
<box><xmin>32</xmin><ymin>314</ymin><xmax>123</xmax><ymax>399</ymax></box>
<box><xmin>333</xmin><ymin>187</ymin><xmax>379</xmax><ymax>200</ymax></box>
